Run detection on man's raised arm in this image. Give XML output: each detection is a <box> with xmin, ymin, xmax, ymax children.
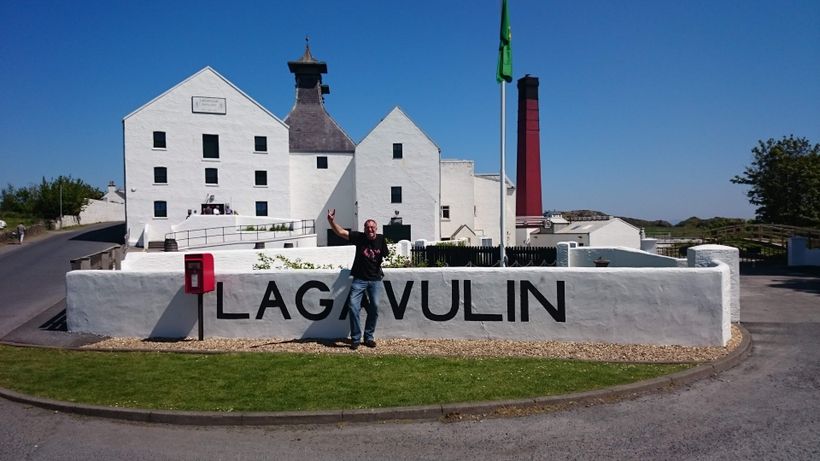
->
<box><xmin>327</xmin><ymin>209</ymin><xmax>349</xmax><ymax>240</ymax></box>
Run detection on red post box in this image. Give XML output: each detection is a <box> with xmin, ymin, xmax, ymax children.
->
<box><xmin>184</xmin><ymin>253</ymin><xmax>215</xmax><ymax>294</ymax></box>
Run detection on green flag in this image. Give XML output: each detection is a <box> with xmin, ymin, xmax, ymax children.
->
<box><xmin>496</xmin><ymin>0</ymin><xmax>512</xmax><ymax>83</ymax></box>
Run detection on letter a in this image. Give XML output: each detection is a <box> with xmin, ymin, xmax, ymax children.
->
<box><xmin>256</xmin><ymin>281</ymin><xmax>291</xmax><ymax>319</ymax></box>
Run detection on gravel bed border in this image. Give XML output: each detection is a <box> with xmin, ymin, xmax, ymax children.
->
<box><xmin>83</xmin><ymin>324</ymin><xmax>743</xmax><ymax>363</ymax></box>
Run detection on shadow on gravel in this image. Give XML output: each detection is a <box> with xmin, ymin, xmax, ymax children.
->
<box><xmin>251</xmin><ymin>338</ymin><xmax>352</xmax><ymax>350</ymax></box>
<box><xmin>69</xmin><ymin>222</ymin><xmax>125</xmax><ymax>244</ymax></box>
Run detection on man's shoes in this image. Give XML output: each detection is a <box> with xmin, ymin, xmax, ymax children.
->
<box><xmin>350</xmin><ymin>342</ymin><xmax>360</xmax><ymax>350</ymax></box>
<box><xmin>364</xmin><ymin>339</ymin><xmax>377</xmax><ymax>348</ymax></box>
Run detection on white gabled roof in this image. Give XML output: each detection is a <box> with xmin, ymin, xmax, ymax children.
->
<box><xmin>450</xmin><ymin>224</ymin><xmax>477</xmax><ymax>239</ymax></box>
<box><xmin>552</xmin><ymin>217</ymin><xmax>638</xmax><ymax>235</ymax></box>
<box><xmin>122</xmin><ymin>66</ymin><xmax>288</xmax><ymax>129</ymax></box>
<box><xmin>359</xmin><ymin>106</ymin><xmax>441</xmax><ymax>152</ymax></box>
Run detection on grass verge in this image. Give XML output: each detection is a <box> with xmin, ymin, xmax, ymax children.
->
<box><xmin>0</xmin><ymin>345</ymin><xmax>690</xmax><ymax>412</ymax></box>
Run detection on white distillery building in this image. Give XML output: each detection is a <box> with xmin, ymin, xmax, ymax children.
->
<box><xmin>123</xmin><ymin>46</ymin><xmax>515</xmax><ymax>248</ymax></box>
<box><xmin>528</xmin><ymin>214</ymin><xmax>641</xmax><ymax>248</ymax></box>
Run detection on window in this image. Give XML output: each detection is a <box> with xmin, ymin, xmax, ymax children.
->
<box><xmin>255</xmin><ymin>170</ymin><xmax>267</xmax><ymax>186</ymax></box>
<box><xmin>317</xmin><ymin>156</ymin><xmax>328</xmax><ymax>169</ymax></box>
<box><xmin>255</xmin><ymin>201</ymin><xmax>268</xmax><ymax>216</ymax></box>
<box><xmin>254</xmin><ymin>136</ymin><xmax>267</xmax><ymax>152</ymax></box>
<box><xmin>441</xmin><ymin>205</ymin><xmax>450</xmax><ymax>220</ymax></box>
<box><xmin>153</xmin><ymin>131</ymin><xmax>166</xmax><ymax>149</ymax></box>
<box><xmin>391</xmin><ymin>186</ymin><xmax>402</xmax><ymax>203</ymax></box>
<box><xmin>153</xmin><ymin>167</ymin><xmax>167</xmax><ymax>184</ymax></box>
<box><xmin>203</xmin><ymin>134</ymin><xmax>219</xmax><ymax>158</ymax></box>
<box><xmin>205</xmin><ymin>168</ymin><xmax>218</xmax><ymax>185</ymax></box>
<box><xmin>393</xmin><ymin>143</ymin><xmax>403</xmax><ymax>159</ymax></box>
<box><xmin>153</xmin><ymin>201</ymin><xmax>167</xmax><ymax>218</ymax></box>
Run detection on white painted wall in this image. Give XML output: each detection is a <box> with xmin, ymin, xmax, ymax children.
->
<box><xmin>788</xmin><ymin>236</ymin><xmax>820</xmax><ymax>266</ymax></box>
<box><xmin>440</xmin><ymin>160</ymin><xmax>475</xmax><ymax>239</ymax></box>
<box><xmin>589</xmin><ymin>219</ymin><xmax>641</xmax><ymax>248</ymax></box>
<box><xmin>79</xmin><ymin>199</ymin><xmax>125</xmax><ymax>224</ymax></box>
<box><xmin>67</xmin><ymin>264</ymin><xmax>730</xmax><ymax>346</ymax></box>
<box><xmin>569</xmin><ymin>246</ymin><xmax>683</xmax><ymax>268</ymax></box>
<box><xmin>474</xmin><ymin>175</ymin><xmax>516</xmax><ymax>246</ymax></box>
<box><xmin>688</xmin><ymin>245</ymin><xmax>740</xmax><ymax>324</ymax></box>
<box><xmin>355</xmin><ymin>107</ymin><xmax>440</xmax><ymax>240</ymax></box>
<box><xmin>123</xmin><ymin>67</ymin><xmax>290</xmax><ymax>247</ymax></box>
<box><xmin>530</xmin><ymin>219</ymin><xmax>641</xmax><ymax>249</ymax></box>
<box><xmin>289</xmin><ymin>152</ymin><xmax>355</xmax><ymax>246</ymax></box>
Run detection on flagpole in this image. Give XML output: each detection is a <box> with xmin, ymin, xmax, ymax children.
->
<box><xmin>500</xmin><ymin>81</ymin><xmax>506</xmax><ymax>267</ymax></box>
<box><xmin>496</xmin><ymin>0</ymin><xmax>511</xmax><ymax>267</ymax></box>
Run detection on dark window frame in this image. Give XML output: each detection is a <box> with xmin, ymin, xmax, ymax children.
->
<box><xmin>205</xmin><ymin>167</ymin><xmax>219</xmax><ymax>185</ymax></box>
<box><xmin>317</xmin><ymin>156</ymin><xmax>328</xmax><ymax>169</ymax></box>
<box><xmin>391</xmin><ymin>186</ymin><xmax>402</xmax><ymax>204</ymax></box>
<box><xmin>255</xmin><ymin>201</ymin><xmax>268</xmax><ymax>216</ymax></box>
<box><xmin>254</xmin><ymin>136</ymin><xmax>267</xmax><ymax>152</ymax></box>
<box><xmin>393</xmin><ymin>143</ymin><xmax>403</xmax><ymax>159</ymax></box>
<box><xmin>441</xmin><ymin>205</ymin><xmax>450</xmax><ymax>220</ymax></box>
<box><xmin>255</xmin><ymin>170</ymin><xmax>268</xmax><ymax>186</ymax></box>
<box><xmin>153</xmin><ymin>131</ymin><xmax>166</xmax><ymax>149</ymax></box>
<box><xmin>203</xmin><ymin>134</ymin><xmax>220</xmax><ymax>158</ymax></box>
<box><xmin>153</xmin><ymin>166</ymin><xmax>167</xmax><ymax>184</ymax></box>
<box><xmin>153</xmin><ymin>201</ymin><xmax>167</xmax><ymax>218</ymax></box>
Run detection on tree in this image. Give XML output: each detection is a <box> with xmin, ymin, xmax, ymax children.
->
<box><xmin>1</xmin><ymin>184</ymin><xmax>37</xmax><ymax>214</ymax></box>
<box><xmin>1</xmin><ymin>177</ymin><xmax>102</xmax><ymax>221</ymax></box>
<box><xmin>732</xmin><ymin>136</ymin><xmax>820</xmax><ymax>227</ymax></box>
<box><xmin>32</xmin><ymin>176</ymin><xmax>103</xmax><ymax>221</ymax></box>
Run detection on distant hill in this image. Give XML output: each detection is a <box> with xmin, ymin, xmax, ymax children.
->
<box><xmin>556</xmin><ymin>210</ymin><xmax>745</xmax><ymax>229</ymax></box>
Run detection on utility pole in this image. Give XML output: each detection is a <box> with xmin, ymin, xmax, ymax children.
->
<box><xmin>59</xmin><ymin>181</ymin><xmax>63</xmax><ymax>230</ymax></box>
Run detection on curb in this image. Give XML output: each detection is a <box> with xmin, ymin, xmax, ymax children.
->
<box><xmin>0</xmin><ymin>325</ymin><xmax>752</xmax><ymax>426</ymax></box>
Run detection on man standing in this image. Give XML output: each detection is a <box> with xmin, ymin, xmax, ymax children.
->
<box><xmin>16</xmin><ymin>223</ymin><xmax>25</xmax><ymax>244</ymax></box>
<box><xmin>327</xmin><ymin>209</ymin><xmax>389</xmax><ymax>350</ymax></box>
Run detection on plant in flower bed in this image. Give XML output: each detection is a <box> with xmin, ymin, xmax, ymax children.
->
<box><xmin>252</xmin><ymin>253</ymin><xmax>342</xmax><ymax>270</ymax></box>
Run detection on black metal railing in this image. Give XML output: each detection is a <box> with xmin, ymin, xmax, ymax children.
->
<box><xmin>164</xmin><ymin>219</ymin><xmax>315</xmax><ymax>249</ymax></box>
<box><xmin>411</xmin><ymin>245</ymin><xmax>556</xmax><ymax>267</ymax></box>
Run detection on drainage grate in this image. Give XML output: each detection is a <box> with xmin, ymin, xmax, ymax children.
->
<box><xmin>40</xmin><ymin>309</ymin><xmax>67</xmax><ymax>331</ymax></box>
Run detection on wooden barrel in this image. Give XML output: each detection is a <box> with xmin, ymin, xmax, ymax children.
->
<box><xmin>164</xmin><ymin>238</ymin><xmax>178</xmax><ymax>252</ymax></box>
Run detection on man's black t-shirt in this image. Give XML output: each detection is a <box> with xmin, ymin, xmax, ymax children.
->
<box><xmin>349</xmin><ymin>231</ymin><xmax>389</xmax><ymax>281</ymax></box>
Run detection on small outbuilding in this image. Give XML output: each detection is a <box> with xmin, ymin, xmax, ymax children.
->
<box><xmin>528</xmin><ymin>214</ymin><xmax>641</xmax><ymax>248</ymax></box>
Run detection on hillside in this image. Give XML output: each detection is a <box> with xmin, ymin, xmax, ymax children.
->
<box><xmin>556</xmin><ymin>210</ymin><xmax>746</xmax><ymax>229</ymax></box>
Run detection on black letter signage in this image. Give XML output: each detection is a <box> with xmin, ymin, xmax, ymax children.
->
<box><xmin>256</xmin><ymin>281</ymin><xmax>290</xmax><ymax>319</ymax></box>
<box><xmin>295</xmin><ymin>281</ymin><xmax>333</xmax><ymax>321</ymax></box>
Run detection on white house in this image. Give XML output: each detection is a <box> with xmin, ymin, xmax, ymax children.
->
<box><xmin>76</xmin><ymin>181</ymin><xmax>126</xmax><ymax>225</ymax></box>
<box><xmin>473</xmin><ymin>173</ymin><xmax>516</xmax><ymax>246</ymax></box>
<box><xmin>123</xmin><ymin>67</ymin><xmax>291</xmax><ymax>247</ymax></box>
<box><xmin>529</xmin><ymin>214</ymin><xmax>641</xmax><ymax>248</ymax></box>
<box><xmin>356</xmin><ymin>107</ymin><xmax>441</xmax><ymax>243</ymax></box>
<box><xmin>439</xmin><ymin>161</ymin><xmax>516</xmax><ymax>246</ymax></box>
<box><xmin>122</xmin><ymin>46</ymin><xmax>515</xmax><ymax>248</ymax></box>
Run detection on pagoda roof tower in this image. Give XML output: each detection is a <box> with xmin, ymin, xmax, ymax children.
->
<box><xmin>284</xmin><ymin>41</ymin><xmax>355</xmax><ymax>153</ymax></box>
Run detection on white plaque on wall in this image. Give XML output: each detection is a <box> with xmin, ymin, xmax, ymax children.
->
<box><xmin>192</xmin><ymin>96</ymin><xmax>227</xmax><ymax>114</ymax></box>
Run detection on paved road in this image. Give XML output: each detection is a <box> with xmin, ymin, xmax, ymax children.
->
<box><xmin>0</xmin><ymin>222</ymin><xmax>125</xmax><ymax>339</ymax></box>
<box><xmin>0</xmin><ymin>235</ymin><xmax>818</xmax><ymax>459</ymax></box>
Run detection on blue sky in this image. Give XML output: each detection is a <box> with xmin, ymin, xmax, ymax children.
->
<box><xmin>1</xmin><ymin>0</ymin><xmax>818</xmax><ymax>223</ymax></box>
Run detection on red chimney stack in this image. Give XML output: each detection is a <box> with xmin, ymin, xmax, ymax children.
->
<box><xmin>515</xmin><ymin>75</ymin><xmax>542</xmax><ymax>218</ymax></box>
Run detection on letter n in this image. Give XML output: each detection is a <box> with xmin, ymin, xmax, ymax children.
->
<box><xmin>520</xmin><ymin>280</ymin><xmax>565</xmax><ymax>323</ymax></box>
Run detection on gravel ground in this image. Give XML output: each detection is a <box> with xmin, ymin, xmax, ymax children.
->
<box><xmin>83</xmin><ymin>324</ymin><xmax>742</xmax><ymax>363</ymax></box>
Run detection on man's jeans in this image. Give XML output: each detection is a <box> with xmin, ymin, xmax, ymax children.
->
<box><xmin>347</xmin><ymin>278</ymin><xmax>381</xmax><ymax>344</ymax></box>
